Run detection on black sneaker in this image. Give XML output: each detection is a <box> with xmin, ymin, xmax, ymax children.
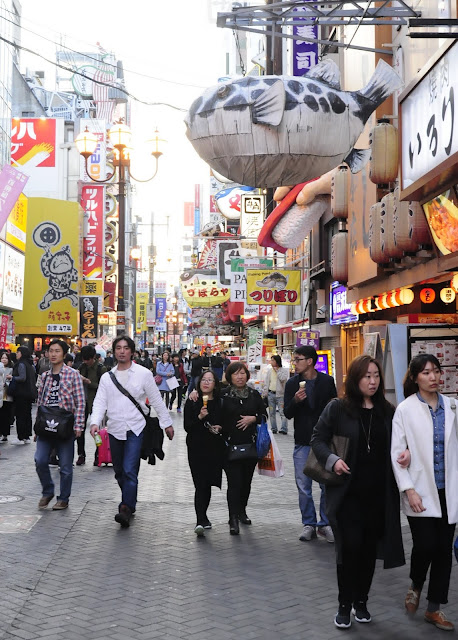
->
<box><xmin>335</xmin><ymin>605</ymin><xmax>351</xmax><ymax>629</ymax></box>
<box><xmin>202</xmin><ymin>519</ymin><xmax>212</xmax><ymax>529</ymax></box>
<box><xmin>352</xmin><ymin>602</ymin><xmax>371</xmax><ymax>623</ymax></box>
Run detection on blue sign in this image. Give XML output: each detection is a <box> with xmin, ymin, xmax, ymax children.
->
<box><xmin>155</xmin><ymin>295</ymin><xmax>167</xmax><ymax>332</ymax></box>
<box><xmin>293</xmin><ymin>5</ymin><xmax>318</xmax><ymax>77</ymax></box>
<box><xmin>330</xmin><ymin>282</ymin><xmax>359</xmax><ymax>326</ymax></box>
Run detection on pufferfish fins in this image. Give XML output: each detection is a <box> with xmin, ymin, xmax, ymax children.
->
<box><xmin>343</xmin><ymin>148</ymin><xmax>371</xmax><ymax>174</ymax></box>
<box><xmin>251</xmin><ymin>80</ymin><xmax>285</xmax><ymax>126</ymax></box>
<box><xmin>305</xmin><ymin>59</ymin><xmax>341</xmax><ymax>90</ymax></box>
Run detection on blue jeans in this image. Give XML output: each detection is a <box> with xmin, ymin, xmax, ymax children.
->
<box><xmin>267</xmin><ymin>392</ymin><xmax>287</xmax><ymax>433</ymax></box>
<box><xmin>293</xmin><ymin>444</ymin><xmax>329</xmax><ymax>527</ymax></box>
<box><xmin>109</xmin><ymin>430</ymin><xmax>144</xmax><ymax>512</ymax></box>
<box><xmin>35</xmin><ymin>436</ymin><xmax>75</xmax><ymax>502</ymax></box>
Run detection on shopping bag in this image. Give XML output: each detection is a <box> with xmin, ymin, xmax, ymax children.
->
<box><xmin>166</xmin><ymin>376</ymin><xmax>180</xmax><ymax>390</ymax></box>
<box><xmin>257</xmin><ymin>425</ymin><xmax>284</xmax><ymax>478</ymax></box>
<box><xmin>256</xmin><ymin>417</ymin><xmax>271</xmax><ymax>459</ymax></box>
<box><xmin>454</xmin><ymin>536</ymin><xmax>458</xmax><ymax>563</ymax></box>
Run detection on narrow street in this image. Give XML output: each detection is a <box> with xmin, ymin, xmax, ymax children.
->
<box><xmin>0</xmin><ymin>411</ymin><xmax>456</xmax><ymax>640</ymax></box>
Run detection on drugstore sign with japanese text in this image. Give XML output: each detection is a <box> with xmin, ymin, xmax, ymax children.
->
<box><xmin>400</xmin><ymin>40</ymin><xmax>458</xmax><ymax>201</ymax></box>
<box><xmin>79</xmin><ymin>296</ymin><xmax>98</xmax><ymax>340</ymax></box>
<box><xmin>81</xmin><ymin>185</ymin><xmax>104</xmax><ymax>279</ymax></box>
<box><xmin>246</xmin><ymin>270</ymin><xmax>301</xmax><ymax>306</ymax></box>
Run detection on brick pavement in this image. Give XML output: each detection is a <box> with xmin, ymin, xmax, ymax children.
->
<box><xmin>0</xmin><ymin>409</ymin><xmax>456</xmax><ymax>639</ymax></box>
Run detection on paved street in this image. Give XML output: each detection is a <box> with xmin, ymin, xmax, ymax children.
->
<box><xmin>0</xmin><ymin>408</ymin><xmax>456</xmax><ymax>640</ymax></box>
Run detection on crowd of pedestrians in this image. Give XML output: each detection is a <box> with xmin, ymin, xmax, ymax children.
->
<box><xmin>0</xmin><ymin>338</ymin><xmax>456</xmax><ymax>633</ymax></box>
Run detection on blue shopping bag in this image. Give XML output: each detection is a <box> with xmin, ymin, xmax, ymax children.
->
<box><xmin>256</xmin><ymin>416</ymin><xmax>271</xmax><ymax>459</ymax></box>
<box><xmin>454</xmin><ymin>536</ymin><xmax>458</xmax><ymax>563</ymax></box>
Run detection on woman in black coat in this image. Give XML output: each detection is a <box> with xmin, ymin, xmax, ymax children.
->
<box><xmin>311</xmin><ymin>355</ymin><xmax>405</xmax><ymax>629</ymax></box>
<box><xmin>184</xmin><ymin>370</ymin><xmax>225</xmax><ymax>537</ymax></box>
<box><xmin>222</xmin><ymin>361</ymin><xmax>266</xmax><ymax>535</ymax></box>
<box><xmin>8</xmin><ymin>346</ymin><xmax>36</xmax><ymax>443</ymax></box>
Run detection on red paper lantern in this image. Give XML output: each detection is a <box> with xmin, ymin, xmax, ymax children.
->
<box><xmin>420</xmin><ymin>288</ymin><xmax>436</xmax><ymax>304</ymax></box>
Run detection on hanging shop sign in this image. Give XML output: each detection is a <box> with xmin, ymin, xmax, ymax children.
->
<box><xmin>330</xmin><ymin>283</ymin><xmax>358</xmax><ymax>325</ymax></box>
<box><xmin>296</xmin><ymin>330</ymin><xmax>320</xmax><ymax>349</ymax></box>
<box><xmin>81</xmin><ymin>184</ymin><xmax>104</xmax><ymax>279</ymax></box>
<box><xmin>214</xmin><ymin>185</ymin><xmax>255</xmax><ymax>219</ymax></box>
<box><xmin>3</xmin><ymin>192</ymin><xmax>27</xmax><ymax>252</ymax></box>
<box><xmin>190</xmin><ymin>306</ymin><xmax>237</xmax><ymax>336</ymax></box>
<box><xmin>180</xmin><ymin>270</ymin><xmax>230</xmax><ymax>308</ymax></box>
<box><xmin>230</xmin><ymin>257</ymin><xmax>273</xmax><ymax>303</ymax></box>
<box><xmin>240</xmin><ymin>194</ymin><xmax>265</xmax><ymax>240</ymax></box>
<box><xmin>78</xmin><ymin>119</ymin><xmax>107</xmax><ymax>183</ymax></box>
<box><xmin>400</xmin><ymin>40</ymin><xmax>458</xmax><ymax>202</ymax></box>
<box><xmin>0</xmin><ymin>165</ymin><xmax>28</xmax><ymax>234</ymax></box>
<box><xmin>292</xmin><ymin>5</ymin><xmax>318</xmax><ymax>76</ymax></box>
<box><xmin>247</xmin><ymin>327</ymin><xmax>263</xmax><ymax>364</ymax></box>
<box><xmin>155</xmin><ymin>295</ymin><xmax>167</xmax><ymax>332</ymax></box>
<box><xmin>79</xmin><ymin>296</ymin><xmax>98</xmax><ymax>340</ymax></box>
<box><xmin>136</xmin><ymin>280</ymin><xmax>149</xmax><ymax>334</ymax></box>
<box><xmin>3</xmin><ymin>244</ymin><xmax>25</xmax><ymax>310</ymax></box>
<box><xmin>246</xmin><ymin>269</ymin><xmax>301</xmax><ymax>306</ymax></box>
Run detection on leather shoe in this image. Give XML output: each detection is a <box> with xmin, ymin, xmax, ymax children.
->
<box><xmin>405</xmin><ymin>586</ymin><xmax>421</xmax><ymax>614</ymax></box>
<box><xmin>239</xmin><ymin>511</ymin><xmax>252</xmax><ymax>525</ymax></box>
<box><xmin>38</xmin><ymin>495</ymin><xmax>54</xmax><ymax>509</ymax></box>
<box><xmin>115</xmin><ymin>505</ymin><xmax>132</xmax><ymax>528</ymax></box>
<box><xmin>229</xmin><ymin>515</ymin><xmax>239</xmax><ymax>535</ymax></box>
<box><xmin>424</xmin><ymin>610</ymin><xmax>454</xmax><ymax>631</ymax></box>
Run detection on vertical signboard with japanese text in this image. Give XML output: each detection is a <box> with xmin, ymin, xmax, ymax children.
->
<box><xmin>81</xmin><ymin>184</ymin><xmax>104</xmax><ymax>279</ymax></box>
<box><xmin>0</xmin><ymin>165</ymin><xmax>29</xmax><ymax>232</ymax></box>
<box><xmin>3</xmin><ymin>192</ymin><xmax>28</xmax><ymax>252</ymax></box>
<box><xmin>247</xmin><ymin>327</ymin><xmax>263</xmax><ymax>364</ymax></box>
<box><xmin>292</xmin><ymin>4</ymin><xmax>318</xmax><ymax>76</ymax></box>
<box><xmin>13</xmin><ymin>198</ymin><xmax>81</xmax><ymax>335</ymax></box>
<box><xmin>155</xmin><ymin>281</ymin><xmax>167</xmax><ymax>332</ymax></box>
<box><xmin>136</xmin><ymin>280</ymin><xmax>149</xmax><ymax>334</ymax></box>
<box><xmin>80</xmin><ymin>296</ymin><xmax>98</xmax><ymax>341</ymax></box>
<box><xmin>3</xmin><ymin>245</ymin><xmax>25</xmax><ymax>310</ymax></box>
<box><xmin>78</xmin><ymin>119</ymin><xmax>107</xmax><ymax>183</ymax></box>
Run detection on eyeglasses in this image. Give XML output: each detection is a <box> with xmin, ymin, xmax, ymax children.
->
<box><xmin>293</xmin><ymin>357</ymin><xmax>307</xmax><ymax>362</ymax></box>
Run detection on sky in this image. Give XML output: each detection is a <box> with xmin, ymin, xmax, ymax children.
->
<box><xmin>15</xmin><ymin>0</ymin><xmax>234</xmax><ymax>283</ymax></box>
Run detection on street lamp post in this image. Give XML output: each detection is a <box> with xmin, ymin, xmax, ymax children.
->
<box><xmin>75</xmin><ymin>121</ymin><xmax>163</xmax><ymax>333</ymax></box>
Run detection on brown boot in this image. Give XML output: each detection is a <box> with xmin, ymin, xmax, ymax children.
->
<box><xmin>115</xmin><ymin>505</ymin><xmax>132</xmax><ymax>528</ymax></box>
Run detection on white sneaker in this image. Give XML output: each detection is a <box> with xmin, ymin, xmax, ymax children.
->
<box><xmin>299</xmin><ymin>525</ymin><xmax>317</xmax><ymax>541</ymax></box>
<box><xmin>11</xmin><ymin>438</ymin><xmax>24</xmax><ymax>445</ymax></box>
<box><xmin>318</xmin><ymin>525</ymin><xmax>335</xmax><ymax>543</ymax></box>
<box><xmin>194</xmin><ymin>525</ymin><xmax>205</xmax><ymax>537</ymax></box>
<box><xmin>23</xmin><ymin>438</ymin><xmax>31</xmax><ymax>444</ymax></box>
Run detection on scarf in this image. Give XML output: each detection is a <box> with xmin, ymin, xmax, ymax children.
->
<box><xmin>228</xmin><ymin>384</ymin><xmax>250</xmax><ymax>399</ymax></box>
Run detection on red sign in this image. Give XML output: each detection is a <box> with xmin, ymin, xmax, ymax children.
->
<box><xmin>11</xmin><ymin>118</ymin><xmax>56</xmax><ymax>167</ymax></box>
<box><xmin>0</xmin><ymin>315</ymin><xmax>8</xmax><ymax>349</ymax></box>
<box><xmin>81</xmin><ymin>185</ymin><xmax>104</xmax><ymax>279</ymax></box>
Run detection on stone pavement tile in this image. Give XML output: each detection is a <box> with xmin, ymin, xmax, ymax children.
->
<box><xmin>1</xmin><ymin>413</ymin><xmax>457</xmax><ymax>640</ymax></box>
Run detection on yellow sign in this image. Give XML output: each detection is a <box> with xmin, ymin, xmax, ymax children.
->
<box><xmin>13</xmin><ymin>198</ymin><xmax>82</xmax><ymax>335</ymax></box>
<box><xmin>6</xmin><ymin>193</ymin><xmax>27</xmax><ymax>252</ymax></box>
<box><xmin>246</xmin><ymin>269</ymin><xmax>301</xmax><ymax>306</ymax></box>
<box><xmin>136</xmin><ymin>291</ymin><xmax>148</xmax><ymax>333</ymax></box>
<box><xmin>82</xmin><ymin>279</ymin><xmax>103</xmax><ymax>296</ymax></box>
<box><xmin>180</xmin><ymin>271</ymin><xmax>230</xmax><ymax>308</ymax></box>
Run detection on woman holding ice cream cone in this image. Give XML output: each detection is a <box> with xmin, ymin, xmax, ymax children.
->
<box><xmin>184</xmin><ymin>370</ymin><xmax>225</xmax><ymax>537</ymax></box>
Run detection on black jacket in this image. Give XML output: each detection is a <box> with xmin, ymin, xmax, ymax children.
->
<box><xmin>12</xmin><ymin>360</ymin><xmax>37</xmax><ymax>400</ymax></box>
<box><xmin>284</xmin><ymin>371</ymin><xmax>337</xmax><ymax>445</ymax></box>
<box><xmin>221</xmin><ymin>387</ymin><xmax>266</xmax><ymax>445</ymax></box>
<box><xmin>184</xmin><ymin>396</ymin><xmax>225</xmax><ymax>488</ymax></box>
<box><xmin>311</xmin><ymin>398</ymin><xmax>405</xmax><ymax>569</ymax></box>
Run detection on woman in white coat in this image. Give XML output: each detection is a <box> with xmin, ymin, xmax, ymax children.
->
<box><xmin>391</xmin><ymin>354</ymin><xmax>458</xmax><ymax>632</ymax></box>
<box><xmin>263</xmin><ymin>355</ymin><xmax>289</xmax><ymax>434</ymax></box>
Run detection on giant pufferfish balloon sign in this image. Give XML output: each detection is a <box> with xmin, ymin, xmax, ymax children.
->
<box><xmin>185</xmin><ymin>58</ymin><xmax>402</xmax><ymax>188</ymax></box>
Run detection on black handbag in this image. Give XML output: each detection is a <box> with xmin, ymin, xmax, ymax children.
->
<box><xmin>303</xmin><ymin>435</ymin><xmax>349</xmax><ymax>486</ymax></box>
<box><xmin>226</xmin><ymin>441</ymin><xmax>258</xmax><ymax>461</ymax></box>
<box><xmin>34</xmin><ymin>405</ymin><xmax>75</xmax><ymax>440</ymax></box>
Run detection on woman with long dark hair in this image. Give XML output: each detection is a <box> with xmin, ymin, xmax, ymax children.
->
<box><xmin>8</xmin><ymin>346</ymin><xmax>36</xmax><ymax>444</ymax></box>
<box><xmin>0</xmin><ymin>352</ymin><xmax>14</xmax><ymax>442</ymax></box>
<box><xmin>311</xmin><ymin>355</ymin><xmax>404</xmax><ymax>629</ymax></box>
<box><xmin>184</xmin><ymin>370</ymin><xmax>225</xmax><ymax>536</ymax></box>
<box><xmin>156</xmin><ymin>351</ymin><xmax>175</xmax><ymax>407</ymax></box>
<box><xmin>391</xmin><ymin>354</ymin><xmax>458</xmax><ymax>632</ymax></box>
<box><xmin>222</xmin><ymin>361</ymin><xmax>266</xmax><ymax>535</ymax></box>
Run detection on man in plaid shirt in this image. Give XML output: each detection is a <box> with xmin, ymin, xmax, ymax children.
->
<box><xmin>35</xmin><ymin>339</ymin><xmax>85</xmax><ymax>511</ymax></box>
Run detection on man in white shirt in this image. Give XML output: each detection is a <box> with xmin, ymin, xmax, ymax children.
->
<box><xmin>90</xmin><ymin>336</ymin><xmax>174</xmax><ymax>528</ymax></box>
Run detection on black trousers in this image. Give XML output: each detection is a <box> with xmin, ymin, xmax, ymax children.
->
<box><xmin>408</xmin><ymin>488</ymin><xmax>456</xmax><ymax>604</ymax></box>
<box><xmin>76</xmin><ymin>405</ymin><xmax>89</xmax><ymax>457</ymax></box>
<box><xmin>195</xmin><ymin>485</ymin><xmax>212</xmax><ymax>525</ymax></box>
<box><xmin>169</xmin><ymin>385</ymin><xmax>183</xmax><ymax>409</ymax></box>
<box><xmin>336</xmin><ymin>494</ymin><xmax>382</xmax><ymax>606</ymax></box>
<box><xmin>224</xmin><ymin>458</ymin><xmax>258</xmax><ymax>518</ymax></box>
<box><xmin>0</xmin><ymin>401</ymin><xmax>14</xmax><ymax>436</ymax></box>
<box><xmin>160</xmin><ymin>390</ymin><xmax>170</xmax><ymax>407</ymax></box>
<box><xmin>15</xmin><ymin>399</ymin><xmax>32</xmax><ymax>440</ymax></box>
